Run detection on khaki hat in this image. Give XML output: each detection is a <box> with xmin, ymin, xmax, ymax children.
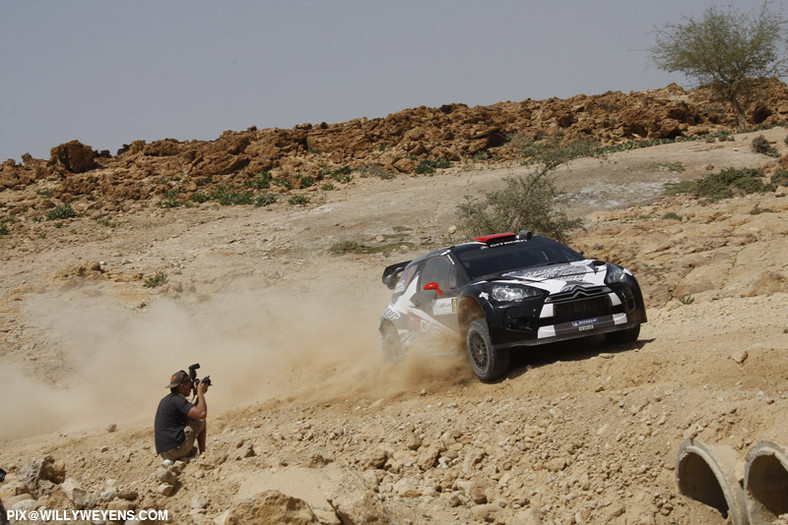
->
<box><xmin>166</xmin><ymin>370</ymin><xmax>190</xmax><ymax>389</ymax></box>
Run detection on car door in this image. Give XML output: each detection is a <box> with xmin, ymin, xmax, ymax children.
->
<box><xmin>412</xmin><ymin>254</ymin><xmax>460</xmax><ymax>334</ymax></box>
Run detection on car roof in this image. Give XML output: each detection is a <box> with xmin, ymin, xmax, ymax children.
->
<box><xmin>413</xmin><ymin>232</ymin><xmax>542</xmax><ymax>263</ymax></box>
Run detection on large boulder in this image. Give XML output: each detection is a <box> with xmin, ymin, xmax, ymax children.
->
<box><xmin>325</xmin><ymin>472</ymin><xmax>391</xmax><ymax>525</ymax></box>
<box><xmin>49</xmin><ymin>140</ymin><xmax>97</xmax><ymax>173</ymax></box>
<box><xmin>224</xmin><ymin>490</ymin><xmax>320</xmax><ymax>525</ymax></box>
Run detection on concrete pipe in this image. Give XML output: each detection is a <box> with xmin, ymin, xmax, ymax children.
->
<box><xmin>745</xmin><ymin>440</ymin><xmax>788</xmax><ymax>524</ymax></box>
<box><xmin>675</xmin><ymin>438</ymin><xmax>749</xmax><ymax>525</ymax></box>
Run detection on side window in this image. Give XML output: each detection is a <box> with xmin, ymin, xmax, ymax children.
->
<box><xmin>394</xmin><ymin>262</ymin><xmax>419</xmax><ymax>294</ymax></box>
<box><xmin>420</xmin><ymin>256</ymin><xmax>457</xmax><ymax>292</ymax></box>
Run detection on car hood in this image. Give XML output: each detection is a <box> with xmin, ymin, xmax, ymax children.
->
<box><xmin>481</xmin><ymin>260</ymin><xmax>608</xmax><ymax>293</ymax></box>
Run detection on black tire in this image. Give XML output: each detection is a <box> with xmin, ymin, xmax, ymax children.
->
<box><xmin>381</xmin><ymin>323</ymin><xmax>404</xmax><ymax>362</ymax></box>
<box><xmin>604</xmin><ymin>324</ymin><xmax>640</xmax><ymax>345</ymax></box>
<box><xmin>466</xmin><ymin>318</ymin><xmax>509</xmax><ymax>382</ymax></box>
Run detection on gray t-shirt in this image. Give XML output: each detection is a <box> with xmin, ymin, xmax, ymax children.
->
<box><xmin>154</xmin><ymin>393</ymin><xmax>194</xmax><ymax>453</ymax></box>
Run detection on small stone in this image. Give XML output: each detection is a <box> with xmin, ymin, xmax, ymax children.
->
<box><xmin>546</xmin><ymin>457</ymin><xmax>568</xmax><ymax>472</ymax></box>
<box><xmin>471</xmin><ymin>503</ymin><xmax>500</xmax><ymax>521</ymax></box>
<box><xmin>731</xmin><ymin>350</ymin><xmax>748</xmax><ymax>364</ymax></box>
<box><xmin>116</xmin><ymin>489</ymin><xmax>139</xmax><ymax>501</ymax></box>
<box><xmin>236</xmin><ymin>442</ymin><xmax>256</xmax><ymax>459</ymax></box>
<box><xmin>105</xmin><ymin>423</ymin><xmax>117</xmax><ymax>433</ymax></box>
<box><xmin>158</xmin><ymin>483</ymin><xmax>174</xmax><ymax>496</ymax></box>
<box><xmin>155</xmin><ymin>468</ymin><xmax>178</xmax><ymax>485</ymax></box>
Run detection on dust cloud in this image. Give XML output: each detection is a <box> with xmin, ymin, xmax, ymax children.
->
<box><xmin>1</xmin><ymin>284</ymin><xmax>470</xmax><ymax>441</ymax></box>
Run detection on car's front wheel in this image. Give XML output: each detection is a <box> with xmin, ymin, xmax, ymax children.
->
<box><xmin>466</xmin><ymin>318</ymin><xmax>509</xmax><ymax>382</ymax></box>
<box><xmin>604</xmin><ymin>324</ymin><xmax>640</xmax><ymax>345</ymax></box>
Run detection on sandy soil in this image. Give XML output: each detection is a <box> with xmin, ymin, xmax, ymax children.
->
<box><xmin>0</xmin><ymin>128</ymin><xmax>786</xmax><ymax>524</ymax></box>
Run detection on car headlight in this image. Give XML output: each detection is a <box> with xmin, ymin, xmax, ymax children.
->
<box><xmin>490</xmin><ymin>284</ymin><xmax>540</xmax><ymax>302</ymax></box>
<box><xmin>605</xmin><ymin>263</ymin><xmax>629</xmax><ymax>284</ymax></box>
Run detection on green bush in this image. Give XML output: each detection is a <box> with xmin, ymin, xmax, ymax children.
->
<box><xmin>650</xmin><ymin>161</ymin><xmax>685</xmax><ymax>173</ymax></box>
<box><xmin>457</xmin><ymin>173</ymin><xmax>581</xmax><ymax>243</ymax></box>
<box><xmin>244</xmin><ymin>171</ymin><xmax>273</xmax><ymax>190</ymax></box>
<box><xmin>298</xmin><ymin>175</ymin><xmax>316</xmax><ymax>188</ymax></box>
<box><xmin>665</xmin><ymin>167</ymin><xmax>774</xmax><ymax>202</ymax></box>
<box><xmin>321</xmin><ymin>165</ymin><xmax>354</xmax><ymax>182</ymax></box>
<box><xmin>329</xmin><ymin>240</ymin><xmax>365</xmax><ymax>254</ymax></box>
<box><xmin>0</xmin><ymin>224</ymin><xmax>9</xmax><ymax>235</ymax></box>
<box><xmin>254</xmin><ymin>193</ymin><xmax>276</xmax><ymax>207</ymax></box>
<box><xmin>288</xmin><ymin>195</ymin><xmax>310</xmax><ymax>205</ymax></box>
<box><xmin>771</xmin><ymin>169</ymin><xmax>788</xmax><ymax>187</ymax></box>
<box><xmin>190</xmin><ymin>192</ymin><xmax>211</xmax><ymax>203</ymax></box>
<box><xmin>360</xmin><ymin>165</ymin><xmax>395</xmax><ymax>179</ymax></box>
<box><xmin>414</xmin><ymin>158</ymin><xmax>452</xmax><ymax>174</ymax></box>
<box><xmin>96</xmin><ymin>218</ymin><xmax>118</xmax><ymax>228</ymax></box>
<box><xmin>328</xmin><ymin>238</ymin><xmax>415</xmax><ymax>256</ymax></box>
<box><xmin>143</xmin><ymin>271</ymin><xmax>167</xmax><ymax>288</ymax></box>
<box><xmin>458</xmin><ymin>134</ymin><xmax>601</xmax><ymax>242</ymax></box>
<box><xmin>161</xmin><ymin>189</ymin><xmax>182</xmax><ymax>208</ymax></box>
<box><xmin>663</xmin><ymin>180</ymin><xmax>697</xmax><ymax>196</ymax></box>
<box><xmin>751</xmin><ymin>134</ymin><xmax>780</xmax><ymax>157</ymax></box>
<box><xmin>213</xmin><ymin>186</ymin><xmax>254</xmax><ymax>206</ymax></box>
<box><xmin>273</xmin><ymin>178</ymin><xmax>292</xmax><ymax>189</ymax></box>
<box><xmin>661</xmin><ymin>212</ymin><xmax>682</xmax><ymax>220</ymax></box>
<box><xmin>679</xmin><ymin>295</ymin><xmax>695</xmax><ymax>305</ymax></box>
<box><xmin>46</xmin><ymin>204</ymin><xmax>77</xmax><ymax>221</ymax></box>
<box><xmin>749</xmin><ymin>205</ymin><xmax>773</xmax><ymax>215</ymax></box>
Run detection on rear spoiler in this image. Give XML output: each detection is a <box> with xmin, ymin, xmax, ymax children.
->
<box><xmin>382</xmin><ymin>260</ymin><xmax>411</xmax><ymax>290</ymax></box>
<box><xmin>475</xmin><ymin>230</ymin><xmax>532</xmax><ymax>246</ymax></box>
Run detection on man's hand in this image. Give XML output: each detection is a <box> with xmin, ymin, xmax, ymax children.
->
<box><xmin>187</xmin><ymin>380</ymin><xmax>209</xmax><ymax>420</ymax></box>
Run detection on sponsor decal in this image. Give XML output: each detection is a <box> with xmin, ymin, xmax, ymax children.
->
<box><xmin>572</xmin><ymin>318</ymin><xmax>598</xmax><ymax>331</ymax></box>
<box><xmin>433</xmin><ymin>298</ymin><xmax>455</xmax><ymax>315</ymax></box>
<box><xmin>507</xmin><ymin>261</ymin><xmax>592</xmax><ymax>282</ymax></box>
<box><xmin>381</xmin><ymin>307</ymin><xmax>401</xmax><ymax>321</ymax></box>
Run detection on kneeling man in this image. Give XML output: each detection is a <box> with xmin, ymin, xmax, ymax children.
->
<box><xmin>154</xmin><ymin>370</ymin><xmax>208</xmax><ymax>460</ymax></box>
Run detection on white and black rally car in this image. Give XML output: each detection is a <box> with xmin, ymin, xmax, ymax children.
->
<box><xmin>379</xmin><ymin>232</ymin><xmax>647</xmax><ymax>382</ymax></box>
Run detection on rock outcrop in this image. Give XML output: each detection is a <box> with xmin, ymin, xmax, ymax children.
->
<box><xmin>2</xmin><ymin>80</ymin><xmax>788</xmax><ymax>216</ymax></box>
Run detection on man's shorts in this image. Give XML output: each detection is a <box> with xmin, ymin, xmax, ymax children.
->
<box><xmin>160</xmin><ymin>419</ymin><xmax>205</xmax><ymax>460</ymax></box>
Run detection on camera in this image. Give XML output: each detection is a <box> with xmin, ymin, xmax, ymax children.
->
<box><xmin>188</xmin><ymin>363</ymin><xmax>212</xmax><ymax>397</ymax></box>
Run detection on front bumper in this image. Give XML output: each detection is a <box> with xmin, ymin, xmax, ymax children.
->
<box><xmin>486</xmin><ymin>282</ymin><xmax>647</xmax><ymax>351</ymax></box>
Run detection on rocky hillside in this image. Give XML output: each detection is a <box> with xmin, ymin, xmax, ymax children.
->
<box><xmin>2</xmin><ymin>81</ymin><xmax>788</xmax><ymax>219</ymax></box>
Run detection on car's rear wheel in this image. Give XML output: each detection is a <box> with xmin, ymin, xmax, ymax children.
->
<box><xmin>381</xmin><ymin>323</ymin><xmax>404</xmax><ymax>362</ymax></box>
<box><xmin>466</xmin><ymin>318</ymin><xmax>509</xmax><ymax>382</ymax></box>
<box><xmin>604</xmin><ymin>324</ymin><xmax>640</xmax><ymax>345</ymax></box>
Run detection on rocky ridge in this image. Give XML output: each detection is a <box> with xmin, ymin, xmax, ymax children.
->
<box><xmin>2</xmin><ymin>81</ymin><xmax>788</xmax><ymax>219</ymax></box>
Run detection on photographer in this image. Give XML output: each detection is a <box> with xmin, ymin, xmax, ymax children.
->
<box><xmin>154</xmin><ymin>369</ymin><xmax>209</xmax><ymax>460</ymax></box>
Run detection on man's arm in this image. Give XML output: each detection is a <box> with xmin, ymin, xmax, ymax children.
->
<box><xmin>187</xmin><ymin>380</ymin><xmax>208</xmax><ymax>420</ymax></box>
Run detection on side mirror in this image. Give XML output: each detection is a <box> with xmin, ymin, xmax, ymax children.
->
<box><xmin>423</xmin><ymin>281</ymin><xmax>443</xmax><ymax>299</ymax></box>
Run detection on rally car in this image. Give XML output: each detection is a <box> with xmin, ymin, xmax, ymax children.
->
<box><xmin>379</xmin><ymin>231</ymin><xmax>646</xmax><ymax>382</ymax></box>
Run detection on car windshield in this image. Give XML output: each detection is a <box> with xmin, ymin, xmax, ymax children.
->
<box><xmin>455</xmin><ymin>237</ymin><xmax>584</xmax><ymax>279</ymax></box>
